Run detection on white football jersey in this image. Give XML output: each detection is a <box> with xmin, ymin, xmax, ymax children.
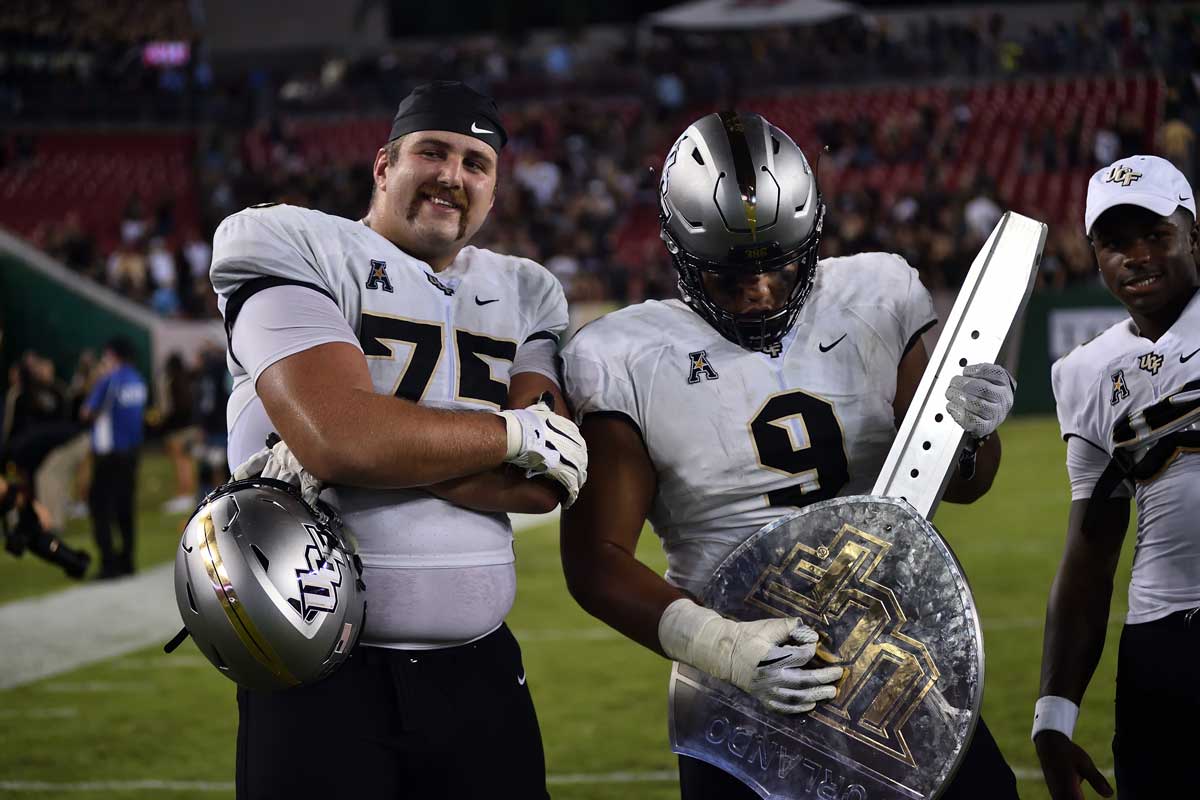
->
<box><xmin>210</xmin><ymin>203</ymin><xmax>567</xmax><ymax>647</ymax></box>
<box><xmin>1051</xmin><ymin>289</ymin><xmax>1200</xmax><ymax>624</ymax></box>
<box><xmin>562</xmin><ymin>252</ymin><xmax>935</xmax><ymax>597</ymax></box>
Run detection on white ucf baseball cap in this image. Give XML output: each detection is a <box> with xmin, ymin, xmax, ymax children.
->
<box><xmin>1085</xmin><ymin>155</ymin><xmax>1196</xmax><ymax>235</ymax></box>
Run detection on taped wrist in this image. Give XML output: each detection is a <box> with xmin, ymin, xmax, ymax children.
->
<box><xmin>1031</xmin><ymin>695</ymin><xmax>1079</xmax><ymax>740</ymax></box>
<box><xmin>658</xmin><ymin>598</ymin><xmax>734</xmax><ymax>682</ymax></box>
<box><xmin>498</xmin><ymin>410</ymin><xmax>524</xmax><ymax>460</ymax></box>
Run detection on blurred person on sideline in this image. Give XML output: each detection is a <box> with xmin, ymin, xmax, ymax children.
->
<box><xmin>30</xmin><ymin>348</ymin><xmax>99</xmax><ymax>531</ymax></box>
<box><xmin>157</xmin><ymin>352</ymin><xmax>199</xmax><ymax>513</ymax></box>
<box><xmin>193</xmin><ymin>345</ymin><xmax>230</xmax><ymax>498</ymax></box>
<box><xmin>81</xmin><ymin>337</ymin><xmax>147</xmax><ymax>578</ymax></box>
<box><xmin>1035</xmin><ymin>156</ymin><xmax>1200</xmax><ymax>799</ymax></box>
<box><xmin>2</xmin><ymin>352</ymin><xmax>68</xmax><ymax>453</ymax></box>
<box><xmin>0</xmin><ymin>353</ymin><xmax>80</xmax><ymax>519</ymax></box>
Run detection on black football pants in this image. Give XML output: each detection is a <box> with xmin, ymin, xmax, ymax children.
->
<box><xmin>1113</xmin><ymin>609</ymin><xmax>1200</xmax><ymax>799</ymax></box>
<box><xmin>89</xmin><ymin>450</ymin><xmax>138</xmax><ymax>575</ymax></box>
<box><xmin>236</xmin><ymin>624</ymin><xmax>549</xmax><ymax>799</ymax></box>
<box><xmin>679</xmin><ymin>716</ymin><xmax>1017</xmax><ymax>799</ymax></box>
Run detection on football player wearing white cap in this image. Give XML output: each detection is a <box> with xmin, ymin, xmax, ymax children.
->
<box><xmin>209</xmin><ymin>81</ymin><xmax>585</xmax><ymax>799</ymax></box>
<box><xmin>560</xmin><ymin>111</ymin><xmax>1018</xmax><ymax>799</ymax></box>
<box><xmin>1035</xmin><ymin>155</ymin><xmax>1200</xmax><ymax>800</ymax></box>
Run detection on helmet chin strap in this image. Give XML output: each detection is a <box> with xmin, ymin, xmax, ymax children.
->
<box><xmin>163</xmin><ymin>626</ymin><xmax>190</xmax><ymax>654</ymax></box>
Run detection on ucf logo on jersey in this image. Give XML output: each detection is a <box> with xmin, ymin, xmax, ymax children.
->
<box><xmin>1137</xmin><ymin>351</ymin><xmax>1164</xmax><ymax>376</ymax></box>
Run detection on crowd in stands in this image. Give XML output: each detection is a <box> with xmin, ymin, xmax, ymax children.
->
<box><xmin>3</xmin><ymin>1</ymin><xmax>1199</xmax><ymax>317</ymax></box>
<box><xmin>0</xmin><ymin>0</ymin><xmax>207</xmax><ymax>122</ymax></box>
<box><xmin>30</xmin><ymin>200</ymin><xmax>216</xmax><ymax>318</ymax></box>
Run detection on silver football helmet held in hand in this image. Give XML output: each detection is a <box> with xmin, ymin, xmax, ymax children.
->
<box><xmin>170</xmin><ymin>478</ymin><xmax>366</xmax><ymax>692</ymax></box>
<box><xmin>659</xmin><ymin>111</ymin><xmax>824</xmax><ymax>354</ymax></box>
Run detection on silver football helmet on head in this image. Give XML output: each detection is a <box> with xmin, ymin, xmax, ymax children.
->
<box><xmin>171</xmin><ymin>478</ymin><xmax>366</xmax><ymax>692</ymax></box>
<box><xmin>659</xmin><ymin>111</ymin><xmax>824</xmax><ymax>353</ymax></box>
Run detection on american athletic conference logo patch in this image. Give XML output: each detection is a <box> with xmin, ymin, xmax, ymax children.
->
<box><xmin>687</xmin><ymin>350</ymin><xmax>719</xmax><ymax>384</ymax></box>
<box><xmin>1110</xmin><ymin>369</ymin><xmax>1130</xmax><ymax>405</ymax></box>
<box><xmin>365</xmin><ymin>259</ymin><xmax>394</xmax><ymax>292</ymax></box>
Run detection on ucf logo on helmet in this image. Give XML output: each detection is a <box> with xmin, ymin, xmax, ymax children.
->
<box><xmin>294</xmin><ymin>524</ymin><xmax>344</xmax><ymax>622</ymax></box>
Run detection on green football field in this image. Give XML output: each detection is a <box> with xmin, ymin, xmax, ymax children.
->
<box><xmin>0</xmin><ymin>415</ymin><xmax>1131</xmax><ymax>799</ymax></box>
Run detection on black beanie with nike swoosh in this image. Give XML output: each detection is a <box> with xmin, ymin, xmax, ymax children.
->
<box><xmin>388</xmin><ymin>81</ymin><xmax>507</xmax><ymax>154</ymax></box>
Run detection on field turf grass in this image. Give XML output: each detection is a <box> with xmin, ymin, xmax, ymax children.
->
<box><xmin>0</xmin><ymin>416</ymin><xmax>1133</xmax><ymax>799</ymax></box>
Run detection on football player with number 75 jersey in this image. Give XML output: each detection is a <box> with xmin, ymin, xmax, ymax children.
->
<box><xmin>559</xmin><ymin>111</ymin><xmax>1018</xmax><ymax>799</ymax></box>
<box><xmin>209</xmin><ymin>82</ymin><xmax>583</xmax><ymax>799</ymax></box>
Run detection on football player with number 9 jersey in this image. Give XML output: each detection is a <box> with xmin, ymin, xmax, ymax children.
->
<box><xmin>559</xmin><ymin>112</ymin><xmax>1019</xmax><ymax>799</ymax></box>
<box><xmin>209</xmin><ymin>82</ymin><xmax>583</xmax><ymax>799</ymax></box>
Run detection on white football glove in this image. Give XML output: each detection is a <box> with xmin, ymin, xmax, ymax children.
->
<box><xmin>232</xmin><ymin>436</ymin><xmax>323</xmax><ymax>508</ymax></box>
<box><xmin>944</xmin><ymin>363</ymin><xmax>1015</xmax><ymax>439</ymax></box>
<box><xmin>658</xmin><ymin>598</ymin><xmax>843</xmax><ymax>715</ymax></box>
<box><xmin>496</xmin><ymin>398</ymin><xmax>588</xmax><ymax>508</ymax></box>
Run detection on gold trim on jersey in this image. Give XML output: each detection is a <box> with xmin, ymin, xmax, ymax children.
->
<box><xmin>746</xmin><ymin>387</ymin><xmax>851</xmax><ymax>489</ymax></box>
<box><xmin>360</xmin><ymin>310</ymin><xmax>446</xmax><ymax>403</ymax></box>
<box><xmin>453</xmin><ymin>326</ymin><xmax>519</xmax><ymax>410</ymax></box>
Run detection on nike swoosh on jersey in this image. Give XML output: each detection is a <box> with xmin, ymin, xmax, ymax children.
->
<box><xmin>1181</xmin><ymin>347</ymin><xmax>1200</xmax><ymax>363</ymax></box>
<box><xmin>818</xmin><ymin>334</ymin><xmax>847</xmax><ymax>353</ymax></box>
<box><xmin>471</xmin><ymin>122</ymin><xmax>495</xmax><ymax>134</ymax></box>
<box><xmin>517</xmin><ymin>672</ymin><xmax>527</xmax><ymax>686</ymax></box>
<box><xmin>475</xmin><ymin>296</ymin><xmax>500</xmax><ymax>306</ymax></box>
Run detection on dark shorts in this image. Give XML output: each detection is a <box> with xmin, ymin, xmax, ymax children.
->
<box><xmin>1113</xmin><ymin>609</ymin><xmax>1200</xmax><ymax>799</ymax></box>
<box><xmin>679</xmin><ymin>716</ymin><xmax>1016</xmax><ymax>799</ymax></box>
<box><xmin>236</xmin><ymin>624</ymin><xmax>548</xmax><ymax>800</ymax></box>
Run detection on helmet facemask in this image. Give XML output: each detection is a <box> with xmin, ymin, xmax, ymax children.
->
<box><xmin>664</xmin><ymin>201</ymin><xmax>824</xmax><ymax>355</ymax></box>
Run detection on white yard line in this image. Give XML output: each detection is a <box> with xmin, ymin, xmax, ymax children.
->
<box><xmin>0</xmin><ymin>768</ymin><xmax>1113</xmax><ymax>792</ymax></box>
<box><xmin>38</xmin><ymin>681</ymin><xmax>148</xmax><ymax>693</ymax></box>
<box><xmin>0</xmin><ymin>707</ymin><xmax>77</xmax><ymax>719</ymax></box>
<box><xmin>0</xmin><ymin>781</ymin><xmax>236</xmax><ymax>793</ymax></box>
<box><xmin>0</xmin><ymin>772</ymin><xmax>677</xmax><ymax>793</ymax></box>
<box><xmin>548</xmin><ymin>770</ymin><xmax>676</xmax><ymax>785</ymax></box>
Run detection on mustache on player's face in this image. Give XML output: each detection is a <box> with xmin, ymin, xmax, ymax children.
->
<box><xmin>406</xmin><ymin>182</ymin><xmax>469</xmax><ymax>221</ymax></box>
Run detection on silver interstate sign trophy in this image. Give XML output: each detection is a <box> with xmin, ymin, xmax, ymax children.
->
<box><xmin>669</xmin><ymin>212</ymin><xmax>1047</xmax><ymax>800</ymax></box>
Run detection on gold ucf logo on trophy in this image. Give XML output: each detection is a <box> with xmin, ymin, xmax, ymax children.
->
<box><xmin>745</xmin><ymin>524</ymin><xmax>939</xmax><ymax>767</ymax></box>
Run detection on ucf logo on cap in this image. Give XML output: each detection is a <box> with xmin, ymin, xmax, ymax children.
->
<box><xmin>1104</xmin><ymin>164</ymin><xmax>1143</xmax><ymax>187</ymax></box>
